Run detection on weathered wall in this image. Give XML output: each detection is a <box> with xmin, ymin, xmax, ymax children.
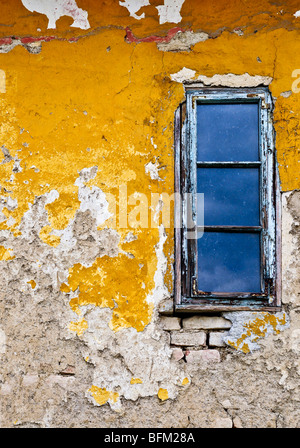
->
<box><xmin>0</xmin><ymin>0</ymin><xmax>300</xmax><ymax>428</ymax></box>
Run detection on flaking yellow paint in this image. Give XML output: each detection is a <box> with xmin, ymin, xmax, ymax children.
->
<box><xmin>158</xmin><ymin>388</ymin><xmax>169</xmax><ymax>401</ymax></box>
<box><xmin>27</xmin><ymin>279</ymin><xmax>36</xmax><ymax>289</ymax></box>
<box><xmin>227</xmin><ymin>313</ymin><xmax>287</xmax><ymax>353</ymax></box>
<box><xmin>88</xmin><ymin>385</ymin><xmax>119</xmax><ymax>406</ymax></box>
<box><xmin>68</xmin><ymin>318</ymin><xmax>88</xmax><ymax>336</ymax></box>
<box><xmin>39</xmin><ymin>225</ymin><xmax>60</xmax><ymax>247</ymax></box>
<box><xmin>0</xmin><ymin>245</ymin><xmax>14</xmax><ymax>261</ymax></box>
<box><xmin>130</xmin><ymin>378</ymin><xmax>143</xmax><ymax>384</ymax></box>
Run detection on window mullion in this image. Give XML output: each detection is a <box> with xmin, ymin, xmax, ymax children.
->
<box><xmin>197</xmin><ymin>161</ymin><xmax>261</xmax><ymax>168</ymax></box>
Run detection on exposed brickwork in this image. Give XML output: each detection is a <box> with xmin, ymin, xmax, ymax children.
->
<box><xmin>160</xmin><ymin>315</ymin><xmax>233</xmax><ymax>361</ymax></box>
<box><xmin>160</xmin><ymin>316</ymin><xmax>181</xmax><ymax>331</ymax></box>
<box><xmin>171</xmin><ymin>347</ymin><xmax>185</xmax><ymax>361</ymax></box>
<box><xmin>208</xmin><ymin>332</ymin><xmax>228</xmax><ymax>347</ymax></box>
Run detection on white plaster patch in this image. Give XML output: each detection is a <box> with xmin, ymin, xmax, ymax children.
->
<box><xmin>5</xmin><ymin>196</ymin><xmax>18</xmax><ymax>211</ymax></box>
<box><xmin>44</xmin><ymin>189</ymin><xmax>59</xmax><ymax>205</ymax></box>
<box><xmin>119</xmin><ymin>0</ymin><xmax>150</xmax><ymax>20</ymax></box>
<box><xmin>171</xmin><ymin>71</ymin><xmax>273</xmax><ymax>87</ymax></box>
<box><xmin>281</xmin><ymin>191</ymin><xmax>299</xmax><ymax>305</ymax></box>
<box><xmin>280</xmin><ymin>91</ymin><xmax>292</xmax><ymax>98</ymax></box>
<box><xmin>156</xmin><ymin>0</ymin><xmax>185</xmax><ymax>24</ymax></box>
<box><xmin>145</xmin><ymin>161</ymin><xmax>162</xmax><ymax>181</ymax></box>
<box><xmin>294</xmin><ymin>10</ymin><xmax>300</xmax><ymax>18</ymax></box>
<box><xmin>194</xmin><ymin>73</ymin><xmax>273</xmax><ymax>87</ymax></box>
<box><xmin>146</xmin><ymin>224</ymin><xmax>169</xmax><ymax>306</ymax></box>
<box><xmin>0</xmin><ymin>70</ymin><xmax>6</xmax><ymax>93</ymax></box>
<box><xmin>158</xmin><ymin>30</ymin><xmax>209</xmax><ymax>52</ymax></box>
<box><xmin>21</xmin><ymin>0</ymin><xmax>90</xmax><ymax>30</ymax></box>
<box><xmin>75</xmin><ymin>167</ymin><xmax>112</xmax><ymax>227</ymax></box>
<box><xmin>170</xmin><ymin>67</ymin><xmax>196</xmax><ymax>83</ymax></box>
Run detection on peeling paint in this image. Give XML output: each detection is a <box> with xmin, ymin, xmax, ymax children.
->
<box><xmin>88</xmin><ymin>385</ymin><xmax>119</xmax><ymax>407</ymax></box>
<box><xmin>130</xmin><ymin>378</ymin><xmax>143</xmax><ymax>384</ymax></box>
<box><xmin>27</xmin><ymin>279</ymin><xmax>36</xmax><ymax>289</ymax></box>
<box><xmin>21</xmin><ymin>0</ymin><xmax>90</xmax><ymax>30</ymax></box>
<box><xmin>157</xmin><ymin>30</ymin><xmax>209</xmax><ymax>52</ymax></box>
<box><xmin>156</xmin><ymin>0</ymin><xmax>185</xmax><ymax>25</ymax></box>
<box><xmin>125</xmin><ymin>26</ymin><xmax>184</xmax><ymax>44</ymax></box>
<box><xmin>145</xmin><ymin>160</ymin><xmax>163</xmax><ymax>181</ymax></box>
<box><xmin>0</xmin><ymin>245</ymin><xmax>14</xmax><ymax>261</ymax></box>
<box><xmin>170</xmin><ymin>67</ymin><xmax>196</xmax><ymax>83</ymax></box>
<box><xmin>119</xmin><ymin>0</ymin><xmax>150</xmax><ymax>20</ymax></box>
<box><xmin>158</xmin><ymin>388</ymin><xmax>169</xmax><ymax>401</ymax></box>
<box><xmin>224</xmin><ymin>312</ymin><xmax>289</xmax><ymax>353</ymax></box>
<box><xmin>68</xmin><ymin>318</ymin><xmax>88</xmax><ymax>337</ymax></box>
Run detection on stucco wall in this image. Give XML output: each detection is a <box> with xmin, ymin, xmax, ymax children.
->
<box><xmin>0</xmin><ymin>0</ymin><xmax>300</xmax><ymax>428</ymax></box>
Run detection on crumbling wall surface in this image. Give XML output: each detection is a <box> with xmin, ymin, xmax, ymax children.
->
<box><xmin>0</xmin><ymin>0</ymin><xmax>300</xmax><ymax>428</ymax></box>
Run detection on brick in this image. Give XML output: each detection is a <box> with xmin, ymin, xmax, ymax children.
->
<box><xmin>184</xmin><ymin>349</ymin><xmax>221</xmax><ymax>364</ymax></box>
<box><xmin>160</xmin><ymin>316</ymin><xmax>181</xmax><ymax>331</ymax></box>
<box><xmin>209</xmin><ymin>331</ymin><xmax>228</xmax><ymax>347</ymax></box>
<box><xmin>182</xmin><ymin>316</ymin><xmax>231</xmax><ymax>330</ymax></box>
<box><xmin>171</xmin><ymin>348</ymin><xmax>185</xmax><ymax>361</ymax></box>
<box><xmin>170</xmin><ymin>331</ymin><xmax>206</xmax><ymax>347</ymax></box>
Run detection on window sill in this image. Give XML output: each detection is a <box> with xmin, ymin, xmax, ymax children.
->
<box><xmin>157</xmin><ymin>298</ymin><xmax>281</xmax><ymax>315</ymax></box>
<box><xmin>175</xmin><ymin>303</ymin><xmax>282</xmax><ymax>313</ymax></box>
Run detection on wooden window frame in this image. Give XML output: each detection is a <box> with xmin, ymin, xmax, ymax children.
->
<box><xmin>174</xmin><ymin>87</ymin><xmax>281</xmax><ymax>313</ymax></box>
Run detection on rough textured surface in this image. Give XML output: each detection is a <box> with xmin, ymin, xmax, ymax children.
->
<box><xmin>0</xmin><ymin>0</ymin><xmax>299</xmax><ymax>428</ymax></box>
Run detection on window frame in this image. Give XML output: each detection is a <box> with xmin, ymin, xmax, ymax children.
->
<box><xmin>174</xmin><ymin>87</ymin><xmax>281</xmax><ymax>313</ymax></box>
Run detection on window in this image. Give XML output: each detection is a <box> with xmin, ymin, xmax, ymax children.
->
<box><xmin>174</xmin><ymin>87</ymin><xmax>281</xmax><ymax>312</ymax></box>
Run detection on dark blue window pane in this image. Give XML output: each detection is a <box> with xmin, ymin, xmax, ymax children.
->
<box><xmin>197</xmin><ymin>103</ymin><xmax>259</xmax><ymax>161</ymax></box>
<box><xmin>197</xmin><ymin>168</ymin><xmax>260</xmax><ymax>226</ymax></box>
<box><xmin>197</xmin><ymin>232</ymin><xmax>261</xmax><ymax>292</ymax></box>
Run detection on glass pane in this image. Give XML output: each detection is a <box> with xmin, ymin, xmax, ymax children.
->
<box><xmin>197</xmin><ymin>232</ymin><xmax>261</xmax><ymax>293</ymax></box>
<box><xmin>197</xmin><ymin>168</ymin><xmax>260</xmax><ymax>226</ymax></box>
<box><xmin>197</xmin><ymin>103</ymin><xmax>259</xmax><ymax>161</ymax></box>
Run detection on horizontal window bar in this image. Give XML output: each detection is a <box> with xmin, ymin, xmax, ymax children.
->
<box><xmin>197</xmin><ymin>226</ymin><xmax>262</xmax><ymax>232</ymax></box>
<box><xmin>197</xmin><ymin>161</ymin><xmax>261</xmax><ymax>168</ymax></box>
<box><xmin>191</xmin><ymin>292</ymin><xmax>268</xmax><ymax>300</ymax></box>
